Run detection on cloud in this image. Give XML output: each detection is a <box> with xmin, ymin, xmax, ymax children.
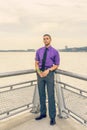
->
<box><xmin>0</xmin><ymin>0</ymin><xmax>87</xmax><ymax>48</ymax></box>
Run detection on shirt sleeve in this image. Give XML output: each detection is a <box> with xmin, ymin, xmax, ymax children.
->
<box><xmin>54</xmin><ymin>50</ymin><xmax>60</xmax><ymax>65</ymax></box>
<box><xmin>35</xmin><ymin>50</ymin><xmax>40</xmax><ymax>61</ymax></box>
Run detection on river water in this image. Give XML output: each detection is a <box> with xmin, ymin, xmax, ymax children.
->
<box><xmin>0</xmin><ymin>52</ymin><xmax>87</xmax><ymax>90</ymax></box>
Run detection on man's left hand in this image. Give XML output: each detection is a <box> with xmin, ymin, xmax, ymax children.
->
<box><xmin>42</xmin><ymin>69</ymin><xmax>50</xmax><ymax>77</ymax></box>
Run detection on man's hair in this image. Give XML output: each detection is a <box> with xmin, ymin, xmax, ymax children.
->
<box><xmin>43</xmin><ymin>34</ymin><xmax>51</xmax><ymax>39</ymax></box>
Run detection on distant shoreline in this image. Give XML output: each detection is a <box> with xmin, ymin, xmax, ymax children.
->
<box><xmin>59</xmin><ymin>46</ymin><xmax>87</xmax><ymax>52</ymax></box>
<box><xmin>0</xmin><ymin>46</ymin><xmax>87</xmax><ymax>52</ymax></box>
<box><xmin>0</xmin><ymin>51</ymin><xmax>35</xmax><ymax>52</ymax></box>
<box><xmin>0</xmin><ymin>51</ymin><xmax>86</xmax><ymax>53</ymax></box>
<box><xmin>0</xmin><ymin>49</ymin><xmax>35</xmax><ymax>52</ymax></box>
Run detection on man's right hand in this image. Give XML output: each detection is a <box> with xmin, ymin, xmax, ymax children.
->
<box><xmin>38</xmin><ymin>72</ymin><xmax>43</xmax><ymax>77</ymax></box>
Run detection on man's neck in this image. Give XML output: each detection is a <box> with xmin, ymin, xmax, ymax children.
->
<box><xmin>45</xmin><ymin>44</ymin><xmax>51</xmax><ymax>48</ymax></box>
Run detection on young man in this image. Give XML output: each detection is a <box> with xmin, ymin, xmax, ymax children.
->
<box><xmin>35</xmin><ymin>34</ymin><xmax>60</xmax><ymax>125</ymax></box>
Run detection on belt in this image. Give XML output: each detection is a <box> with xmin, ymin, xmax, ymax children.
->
<box><xmin>40</xmin><ymin>67</ymin><xmax>51</xmax><ymax>71</ymax></box>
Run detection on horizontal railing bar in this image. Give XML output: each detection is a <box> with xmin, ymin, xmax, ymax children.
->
<box><xmin>0</xmin><ymin>84</ymin><xmax>36</xmax><ymax>94</ymax></box>
<box><xmin>0</xmin><ymin>103</ymin><xmax>32</xmax><ymax>115</ymax></box>
<box><xmin>64</xmin><ymin>108</ymin><xmax>87</xmax><ymax>123</ymax></box>
<box><xmin>58</xmin><ymin>81</ymin><xmax>87</xmax><ymax>93</ymax></box>
<box><xmin>0</xmin><ymin>69</ymin><xmax>36</xmax><ymax>78</ymax></box>
<box><xmin>63</xmin><ymin>110</ymin><xmax>86</xmax><ymax>124</ymax></box>
<box><xmin>0</xmin><ymin>80</ymin><xmax>37</xmax><ymax>89</ymax></box>
<box><xmin>62</xmin><ymin>87</ymin><xmax>87</xmax><ymax>98</ymax></box>
<box><xmin>55</xmin><ymin>69</ymin><xmax>87</xmax><ymax>81</ymax></box>
<box><xmin>0</xmin><ymin>104</ymin><xmax>33</xmax><ymax>120</ymax></box>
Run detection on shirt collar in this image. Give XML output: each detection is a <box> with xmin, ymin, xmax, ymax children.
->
<box><xmin>44</xmin><ymin>45</ymin><xmax>52</xmax><ymax>50</ymax></box>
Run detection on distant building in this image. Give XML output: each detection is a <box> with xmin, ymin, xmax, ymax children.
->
<box><xmin>59</xmin><ymin>46</ymin><xmax>87</xmax><ymax>52</ymax></box>
<box><xmin>65</xmin><ymin>45</ymin><xmax>68</xmax><ymax>49</ymax></box>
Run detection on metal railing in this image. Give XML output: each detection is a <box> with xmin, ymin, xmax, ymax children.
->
<box><xmin>0</xmin><ymin>70</ymin><xmax>36</xmax><ymax>120</ymax></box>
<box><xmin>0</xmin><ymin>69</ymin><xmax>87</xmax><ymax>126</ymax></box>
<box><xmin>55</xmin><ymin>70</ymin><xmax>87</xmax><ymax>125</ymax></box>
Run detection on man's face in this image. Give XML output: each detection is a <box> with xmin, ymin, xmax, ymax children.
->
<box><xmin>43</xmin><ymin>36</ymin><xmax>51</xmax><ymax>46</ymax></box>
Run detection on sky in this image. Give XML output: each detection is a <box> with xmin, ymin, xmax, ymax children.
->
<box><xmin>0</xmin><ymin>0</ymin><xmax>87</xmax><ymax>49</ymax></box>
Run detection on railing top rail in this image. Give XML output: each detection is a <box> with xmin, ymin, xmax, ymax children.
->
<box><xmin>0</xmin><ymin>69</ymin><xmax>36</xmax><ymax>78</ymax></box>
<box><xmin>55</xmin><ymin>69</ymin><xmax>87</xmax><ymax>81</ymax></box>
<box><xmin>0</xmin><ymin>69</ymin><xmax>87</xmax><ymax>81</ymax></box>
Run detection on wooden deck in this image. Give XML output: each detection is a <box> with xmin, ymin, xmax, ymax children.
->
<box><xmin>0</xmin><ymin>111</ymin><xmax>86</xmax><ymax>130</ymax></box>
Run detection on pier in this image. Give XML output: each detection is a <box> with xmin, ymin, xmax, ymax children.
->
<box><xmin>0</xmin><ymin>69</ymin><xmax>87</xmax><ymax>130</ymax></box>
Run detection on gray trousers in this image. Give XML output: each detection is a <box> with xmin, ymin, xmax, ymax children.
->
<box><xmin>37</xmin><ymin>71</ymin><xmax>56</xmax><ymax>119</ymax></box>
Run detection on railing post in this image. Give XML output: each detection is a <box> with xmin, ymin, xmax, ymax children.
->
<box><xmin>31</xmin><ymin>84</ymin><xmax>40</xmax><ymax>113</ymax></box>
<box><xmin>55</xmin><ymin>73</ymin><xmax>68</xmax><ymax>118</ymax></box>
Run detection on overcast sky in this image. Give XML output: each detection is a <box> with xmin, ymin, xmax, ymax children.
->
<box><xmin>0</xmin><ymin>0</ymin><xmax>87</xmax><ymax>49</ymax></box>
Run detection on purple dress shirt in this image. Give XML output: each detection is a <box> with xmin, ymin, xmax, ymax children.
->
<box><xmin>35</xmin><ymin>46</ymin><xmax>60</xmax><ymax>69</ymax></box>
